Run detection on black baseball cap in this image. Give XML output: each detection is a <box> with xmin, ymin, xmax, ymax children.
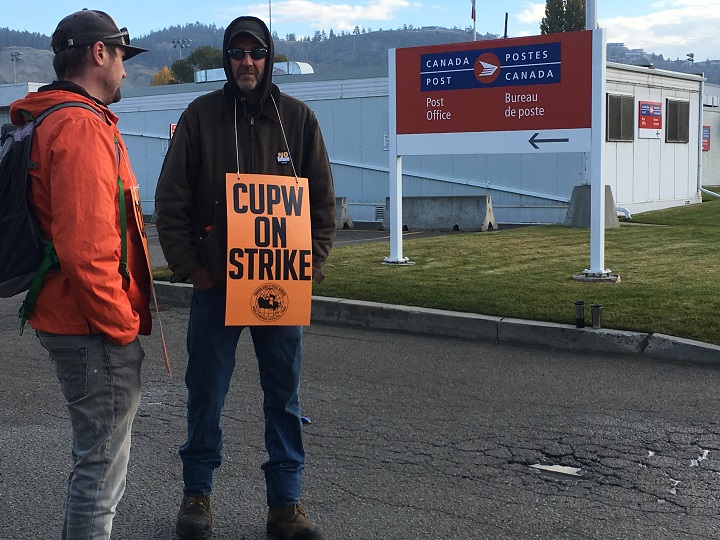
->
<box><xmin>51</xmin><ymin>9</ymin><xmax>148</xmax><ymax>60</ymax></box>
<box><xmin>227</xmin><ymin>19</ymin><xmax>268</xmax><ymax>49</ymax></box>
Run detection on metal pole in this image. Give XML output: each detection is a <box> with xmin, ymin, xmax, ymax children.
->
<box><xmin>586</xmin><ymin>28</ymin><xmax>608</xmax><ymax>277</ymax></box>
<box><xmin>11</xmin><ymin>51</ymin><xmax>22</xmax><ymax>83</ymax></box>
<box><xmin>586</xmin><ymin>0</ymin><xmax>597</xmax><ymax>29</ymax></box>
<box><xmin>269</xmin><ymin>0</ymin><xmax>272</xmax><ymax>37</ymax></box>
<box><xmin>697</xmin><ymin>73</ymin><xmax>705</xmax><ymax>194</ymax></box>
<box><xmin>173</xmin><ymin>39</ymin><xmax>191</xmax><ymax>59</ymax></box>
<box><xmin>471</xmin><ymin>0</ymin><xmax>476</xmax><ymax>41</ymax></box>
<box><xmin>384</xmin><ymin>49</ymin><xmax>411</xmax><ymax>265</ymax></box>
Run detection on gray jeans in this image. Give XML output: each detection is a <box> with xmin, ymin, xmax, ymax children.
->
<box><xmin>37</xmin><ymin>331</ymin><xmax>144</xmax><ymax>540</ymax></box>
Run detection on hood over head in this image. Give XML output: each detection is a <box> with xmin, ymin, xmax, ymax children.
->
<box><xmin>223</xmin><ymin>16</ymin><xmax>274</xmax><ymax>107</ymax></box>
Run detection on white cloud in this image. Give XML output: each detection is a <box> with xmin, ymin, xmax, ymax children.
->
<box><xmin>511</xmin><ymin>2</ymin><xmax>544</xmax><ymax>36</ymax></box>
<box><xmin>516</xmin><ymin>2</ymin><xmax>545</xmax><ymax>25</ymax></box>
<box><xmin>602</xmin><ymin>1</ymin><xmax>720</xmax><ymax>60</ymax></box>
<box><xmin>239</xmin><ymin>0</ymin><xmax>412</xmax><ymax>32</ymax></box>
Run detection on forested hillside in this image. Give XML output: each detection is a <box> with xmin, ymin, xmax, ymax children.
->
<box><xmin>1</xmin><ymin>24</ymin><xmax>718</xmax><ymax>87</ymax></box>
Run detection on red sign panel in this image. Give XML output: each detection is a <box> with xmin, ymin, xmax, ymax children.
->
<box><xmin>638</xmin><ymin>101</ymin><xmax>662</xmax><ymax>129</ymax></box>
<box><xmin>395</xmin><ymin>31</ymin><xmax>593</xmax><ymax>135</ymax></box>
<box><xmin>703</xmin><ymin>125</ymin><xmax>710</xmax><ymax>151</ymax></box>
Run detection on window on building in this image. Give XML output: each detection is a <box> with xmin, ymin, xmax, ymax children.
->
<box><xmin>606</xmin><ymin>94</ymin><xmax>634</xmax><ymax>142</ymax></box>
<box><xmin>666</xmin><ymin>99</ymin><xmax>690</xmax><ymax>143</ymax></box>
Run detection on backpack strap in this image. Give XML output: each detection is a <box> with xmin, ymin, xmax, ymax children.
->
<box><xmin>19</xmin><ymin>242</ymin><xmax>59</xmax><ymax>332</ymax></box>
<box><xmin>29</xmin><ymin>102</ymin><xmax>108</xmax><ymax>127</ymax></box>
<box><xmin>19</xmin><ymin>103</ymin><xmax>126</xmax><ymax>332</ymax></box>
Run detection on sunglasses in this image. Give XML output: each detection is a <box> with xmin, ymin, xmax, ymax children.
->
<box><xmin>227</xmin><ymin>48</ymin><xmax>268</xmax><ymax>61</ymax></box>
<box><xmin>101</xmin><ymin>27</ymin><xmax>130</xmax><ymax>46</ymax></box>
<box><xmin>55</xmin><ymin>27</ymin><xmax>131</xmax><ymax>53</ymax></box>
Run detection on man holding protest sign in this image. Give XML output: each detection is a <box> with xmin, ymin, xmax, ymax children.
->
<box><xmin>154</xmin><ymin>15</ymin><xmax>335</xmax><ymax>540</ymax></box>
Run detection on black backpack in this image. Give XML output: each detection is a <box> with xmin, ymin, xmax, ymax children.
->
<box><xmin>0</xmin><ymin>102</ymin><xmax>126</xmax><ymax>329</ymax></box>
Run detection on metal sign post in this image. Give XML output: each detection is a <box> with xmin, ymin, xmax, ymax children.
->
<box><xmin>583</xmin><ymin>28</ymin><xmax>610</xmax><ymax>278</ymax></box>
<box><xmin>384</xmin><ymin>49</ymin><xmax>412</xmax><ymax>265</ymax></box>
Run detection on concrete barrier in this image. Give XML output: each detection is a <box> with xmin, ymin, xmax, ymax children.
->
<box><xmin>335</xmin><ymin>197</ymin><xmax>353</xmax><ymax>229</ymax></box>
<box><xmin>564</xmin><ymin>184</ymin><xmax>620</xmax><ymax>228</ymax></box>
<box><xmin>382</xmin><ymin>195</ymin><xmax>497</xmax><ymax>231</ymax></box>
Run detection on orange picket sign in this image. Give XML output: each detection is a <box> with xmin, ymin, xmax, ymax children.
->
<box><xmin>225</xmin><ymin>173</ymin><xmax>313</xmax><ymax>326</ymax></box>
<box><xmin>130</xmin><ymin>184</ymin><xmax>172</xmax><ymax>376</ymax></box>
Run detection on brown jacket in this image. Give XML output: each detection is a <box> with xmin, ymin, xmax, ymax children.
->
<box><xmin>155</xmin><ymin>16</ymin><xmax>336</xmax><ymax>288</ymax></box>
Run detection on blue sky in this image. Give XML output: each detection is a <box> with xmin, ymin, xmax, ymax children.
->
<box><xmin>5</xmin><ymin>1</ymin><xmax>720</xmax><ymax>61</ymax></box>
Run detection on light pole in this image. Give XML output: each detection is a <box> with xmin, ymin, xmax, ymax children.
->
<box><xmin>11</xmin><ymin>51</ymin><xmax>22</xmax><ymax>83</ymax></box>
<box><xmin>172</xmin><ymin>38</ymin><xmax>192</xmax><ymax>59</ymax></box>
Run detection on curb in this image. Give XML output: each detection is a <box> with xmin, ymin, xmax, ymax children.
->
<box><xmin>153</xmin><ymin>282</ymin><xmax>720</xmax><ymax>365</ymax></box>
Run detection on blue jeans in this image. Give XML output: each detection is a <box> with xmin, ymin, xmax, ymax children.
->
<box><xmin>181</xmin><ymin>287</ymin><xmax>305</xmax><ymax>507</ymax></box>
<box><xmin>37</xmin><ymin>331</ymin><xmax>144</xmax><ymax>540</ymax></box>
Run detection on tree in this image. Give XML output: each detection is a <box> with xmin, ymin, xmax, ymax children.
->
<box><xmin>170</xmin><ymin>45</ymin><xmax>222</xmax><ymax>83</ymax></box>
<box><xmin>275</xmin><ymin>53</ymin><xmax>289</xmax><ymax>63</ymax></box>
<box><xmin>286</xmin><ymin>33</ymin><xmax>296</xmax><ymax>41</ymax></box>
<box><xmin>151</xmin><ymin>66</ymin><xmax>176</xmax><ymax>86</ymax></box>
<box><xmin>540</xmin><ymin>0</ymin><xmax>566</xmax><ymax>34</ymax></box>
<box><xmin>170</xmin><ymin>59</ymin><xmax>195</xmax><ymax>83</ymax></box>
<box><xmin>565</xmin><ymin>0</ymin><xmax>586</xmax><ymax>31</ymax></box>
<box><xmin>540</xmin><ymin>0</ymin><xmax>586</xmax><ymax>34</ymax></box>
<box><xmin>187</xmin><ymin>45</ymin><xmax>222</xmax><ymax>70</ymax></box>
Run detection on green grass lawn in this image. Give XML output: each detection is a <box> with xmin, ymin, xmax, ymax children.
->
<box><xmin>312</xmin><ymin>199</ymin><xmax>720</xmax><ymax>345</ymax></box>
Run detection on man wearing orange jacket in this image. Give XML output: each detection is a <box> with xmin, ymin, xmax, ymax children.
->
<box><xmin>9</xmin><ymin>9</ymin><xmax>151</xmax><ymax>539</ymax></box>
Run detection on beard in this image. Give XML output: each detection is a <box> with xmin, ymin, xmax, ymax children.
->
<box><xmin>110</xmin><ymin>87</ymin><xmax>122</xmax><ymax>104</ymax></box>
<box><xmin>234</xmin><ymin>69</ymin><xmax>261</xmax><ymax>93</ymax></box>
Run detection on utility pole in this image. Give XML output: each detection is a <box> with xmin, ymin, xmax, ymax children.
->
<box><xmin>11</xmin><ymin>51</ymin><xmax>22</xmax><ymax>83</ymax></box>
<box><xmin>172</xmin><ymin>38</ymin><xmax>192</xmax><ymax>59</ymax></box>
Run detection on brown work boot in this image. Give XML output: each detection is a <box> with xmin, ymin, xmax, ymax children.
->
<box><xmin>176</xmin><ymin>495</ymin><xmax>212</xmax><ymax>539</ymax></box>
<box><xmin>266</xmin><ymin>504</ymin><xmax>324</xmax><ymax>540</ymax></box>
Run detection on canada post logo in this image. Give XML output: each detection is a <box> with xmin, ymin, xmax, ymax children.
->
<box><xmin>640</xmin><ymin>103</ymin><xmax>661</xmax><ymax>117</ymax></box>
<box><xmin>420</xmin><ymin>42</ymin><xmax>562</xmax><ymax>91</ymax></box>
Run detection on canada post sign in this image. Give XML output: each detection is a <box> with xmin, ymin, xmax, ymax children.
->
<box><xmin>421</xmin><ymin>43</ymin><xmax>561</xmax><ymax>91</ymax></box>
<box><xmin>396</xmin><ymin>31</ymin><xmax>592</xmax><ymax>135</ymax></box>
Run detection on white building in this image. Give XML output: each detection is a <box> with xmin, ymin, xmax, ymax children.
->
<box><xmin>2</xmin><ymin>63</ymin><xmax>713</xmax><ymax>224</ymax></box>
